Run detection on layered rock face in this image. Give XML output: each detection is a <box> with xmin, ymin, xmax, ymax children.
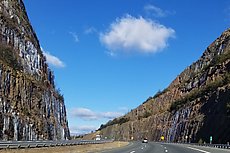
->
<box><xmin>100</xmin><ymin>29</ymin><xmax>230</xmax><ymax>144</ymax></box>
<box><xmin>0</xmin><ymin>0</ymin><xmax>70</xmax><ymax>140</ymax></box>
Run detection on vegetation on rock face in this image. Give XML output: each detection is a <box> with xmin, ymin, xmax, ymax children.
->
<box><xmin>170</xmin><ymin>72</ymin><xmax>230</xmax><ymax>112</ymax></box>
<box><xmin>202</xmin><ymin>45</ymin><xmax>230</xmax><ymax>72</ymax></box>
<box><xmin>153</xmin><ymin>88</ymin><xmax>168</xmax><ymax>99</ymax></box>
<box><xmin>170</xmin><ymin>47</ymin><xmax>230</xmax><ymax>112</ymax></box>
<box><xmin>0</xmin><ymin>0</ymin><xmax>70</xmax><ymax>141</ymax></box>
<box><xmin>98</xmin><ymin>117</ymin><xmax>129</xmax><ymax>130</ymax></box>
<box><xmin>56</xmin><ymin>88</ymin><xmax>64</xmax><ymax>102</ymax></box>
<box><xmin>143</xmin><ymin>88</ymin><xmax>169</xmax><ymax>104</ymax></box>
<box><xmin>99</xmin><ymin>30</ymin><xmax>230</xmax><ymax>143</ymax></box>
<box><xmin>0</xmin><ymin>44</ymin><xmax>22</xmax><ymax>70</ymax></box>
<box><xmin>1</xmin><ymin>2</ymin><xmax>40</xmax><ymax>51</ymax></box>
<box><xmin>143</xmin><ymin>110</ymin><xmax>152</xmax><ymax>118</ymax></box>
<box><xmin>216</xmin><ymin>49</ymin><xmax>230</xmax><ymax>64</ymax></box>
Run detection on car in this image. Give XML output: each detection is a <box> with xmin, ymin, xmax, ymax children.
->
<box><xmin>142</xmin><ymin>138</ymin><xmax>148</xmax><ymax>143</ymax></box>
<box><xmin>95</xmin><ymin>134</ymin><xmax>101</xmax><ymax>141</ymax></box>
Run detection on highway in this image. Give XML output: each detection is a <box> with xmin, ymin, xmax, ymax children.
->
<box><xmin>105</xmin><ymin>142</ymin><xmax>230</xmax><ymax>153</ymax></box>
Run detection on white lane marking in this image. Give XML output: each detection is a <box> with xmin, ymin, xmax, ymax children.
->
<box><xmin>141</xmin><ymin>147</ymin><xmax>144</xmax><ymax>149</ymax></box>
<box><xmin>130</xmin><ymin>151</ymin><xmax>135</xmax><ymax>153</ymax></box>
<box><xmin>164</xmin><ymin>147</ymin><xmax>167</xmax><ymax>149</ymax></box>
<box><xmin>165</xmin><ymin>149</ymin><xmax>168</xmax><ymax>152</ymax></box>
<box><xmin>187</xmin><ymin>147</ymin><xmax>210</xmax><ymax>153</ymax></box>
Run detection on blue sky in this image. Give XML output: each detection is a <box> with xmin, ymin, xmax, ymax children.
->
<box><xmin>23</xmin><ymin>0</ymin><xmax>230</xmax><ymax>135</ymax></box>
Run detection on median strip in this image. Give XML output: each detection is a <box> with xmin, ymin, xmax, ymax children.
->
<box><xmin>187</xmin><ymin>147</ymin><xmax>210</xmax><ymax>153</ymax></box>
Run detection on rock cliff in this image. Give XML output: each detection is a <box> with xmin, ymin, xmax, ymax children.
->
<box><xmin>0</xmin><ymin>0</ymin><xmax>70</xmax><ymax>140</ymax></box>
<box><xmin>99</xmin><ymin>28</ymin><xmax>230</xmax><ymax>144</ymax></box>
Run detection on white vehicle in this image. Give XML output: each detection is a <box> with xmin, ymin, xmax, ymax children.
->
<box><xmin>95</xmin><ymin>135</ymin><xmax>101</xmax><ymax>141</ymax></box>
<box><xmin>142</xmin><ymin>138</ymin><xmax>148</xmax><ymax>143</ymax></box>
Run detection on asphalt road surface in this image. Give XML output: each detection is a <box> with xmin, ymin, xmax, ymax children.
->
<box><xmin>105</xmin><ymin>142</ymin><xmax>230</xmax><ymax>153</ymax></box>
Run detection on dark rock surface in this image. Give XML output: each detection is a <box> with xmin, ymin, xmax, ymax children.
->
<box><xmin>0</xmin><ymin>0</ymin><xmax>70</xmax><ymax>140</ymax></box>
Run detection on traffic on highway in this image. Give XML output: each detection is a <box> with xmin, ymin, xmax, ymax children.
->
<box><xmin>105</xmin><ymin>142</ymin><xmax>230</xmax><ymax>153</ymax></box>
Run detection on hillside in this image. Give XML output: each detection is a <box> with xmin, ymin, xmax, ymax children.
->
<box><xmin>0</xmin><ymin>0</ymin><xmax>70</xmax><ymax>140</ymax></box>
<box><xmin>99</xmin><ymin>28</ymin><xmax>230</xmax><ymax>144</ymax></box>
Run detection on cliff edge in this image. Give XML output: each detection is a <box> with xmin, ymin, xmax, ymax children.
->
<box><xmin>0</xmin><ymin>0</ymin><xmax>70</xmax><ymax>140</ymax></box>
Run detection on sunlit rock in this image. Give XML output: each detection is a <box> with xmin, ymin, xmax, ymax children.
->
<box><xmin>99</xmin><ymin>28</ymin><xmax>230</xmax><ymax>144</ymax></box>
<box><xmin>0</xmin><ymin>0</ymin><xmax>70</xmax><ymax>140</ymax></box>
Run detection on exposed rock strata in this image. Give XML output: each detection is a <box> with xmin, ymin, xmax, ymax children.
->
<box><xmin>100</xmin><ymin>29</ymin><xmax>230</xmax><ymax>144</ymax></box>
<box><xmin>0</xmin><ymin>0</ymin><xmax>70</xmax><ymax>140</ymax></box>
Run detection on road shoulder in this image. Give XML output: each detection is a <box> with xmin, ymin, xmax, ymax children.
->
<box><xmin>0</xmin><ymin>141</ymin><xmax>129</xmax><ymax>153</ymax></box>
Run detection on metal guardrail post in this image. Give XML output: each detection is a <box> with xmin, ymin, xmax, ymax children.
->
<box><xmin>0</xmin><ymin>139</ymin><xmax>114</xmax><ymax>150</ymax></box>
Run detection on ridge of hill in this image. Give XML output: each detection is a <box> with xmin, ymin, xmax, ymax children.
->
<box><xmin>99</xmin><ymin>28</ymin><xmax>230</xmax><ymax>144</ymax></box>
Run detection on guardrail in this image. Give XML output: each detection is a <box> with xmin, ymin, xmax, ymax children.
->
<box><xmin>162</xmin><ymin>141</ymin><xmax>230</xmax><ymax>150</ymax></box>
<box><xmin>192</xmin><ymin>143</ymin><xmax>230</xmax><ymax>149</ymax></box>
<box><xmin>0</xmin><ymin>139</ymin><xmax>114</xmax><ymax>149</ymax></box>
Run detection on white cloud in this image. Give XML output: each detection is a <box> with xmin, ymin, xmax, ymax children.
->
<box><xmin>100</xmin><ymin>112</ymin><xmax>124</xmax><ymax>119</ymax></box>
<box><xmin>144</xmin><ymin>4</ymin><xmax>167</xmax><ymax>17</ymax></box>
<box><xmin>42</xmin><ymin>48</ymin><xmax>65</xmax><ymax>68</ymax></box>
<box><xmin>71</xmin><ymin>107</ymin><xmax>124</xmax><ymax>120</ymax></box>
<box><xmin>70</xmin><ymin>125</ymin><xmax>97</xmax><ymax>135</ymax></box>
<box><xmin>100</xmin><ymin>15</ymin><xmax>175</xmax><ymax>55</ymax></box>
<box><xmin>144</xmin><ymin>4</ymin><xmax>175</xmax><ymax>18</ymax></box>
<box><xmin>69</xmin><ymin>32</ymin><xmax>79</xmax><ymax>43</ymax></box>
<box><xmin>71</xmin><ymin>108</ymin><xmax>98</xmax><ymax>120</ymax></box>
<box><xmin>85</xmin><ymin>27</ymin><xmax>97</xmax><ymax>34</ymax></box>
<box><xmin>105</xmin><ymin>50</ymin><xmax>117</xmax><ymax>57</ymax></box>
